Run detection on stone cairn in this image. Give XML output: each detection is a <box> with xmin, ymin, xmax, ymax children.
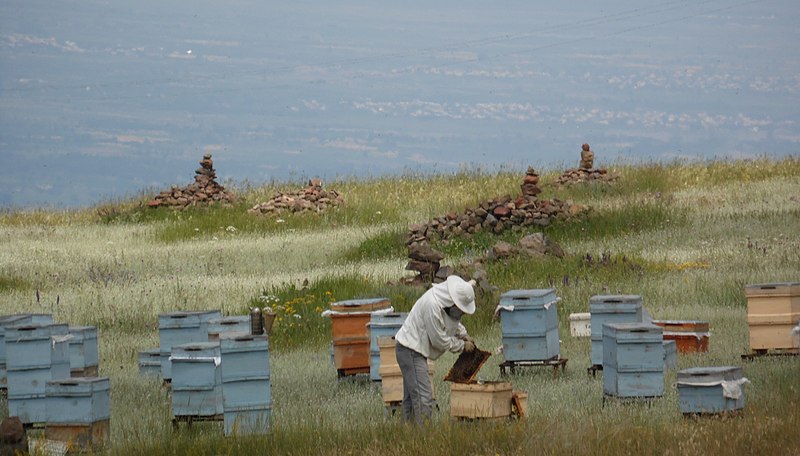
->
<box><xmin>148</xmin><ymin>153</ymin><xmax>236</xmax><ymax>209</ymax></box>
<box><xmin>556</xmin><ymin>143</ymin><xmax>618</xmax><ymax>185</ymax></box>
<box><xmin>248</xmin><ymin>179</ymin><xmax>344</xmax><ymax>215</ymax></box>
<box><xmin>403</xmin><ymin>166</ymin><xmax>586</xmax><ymax>283</ymax></box>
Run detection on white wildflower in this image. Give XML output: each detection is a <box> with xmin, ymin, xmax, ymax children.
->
<box><xmin>226</xmin><ymin>225</ymin><xmax>237</xmax><ymax>233</ymax></box>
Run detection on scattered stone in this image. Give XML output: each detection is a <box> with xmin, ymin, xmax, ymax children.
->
<box><xmin>148</xmin><ymin>153</ymin><xmax>236</xmax><ymax>209</ymax></box>
<box><xmin>248</xmin><ymin>179</ymin><xmax>343</xmax><ymax>215</ymax></box>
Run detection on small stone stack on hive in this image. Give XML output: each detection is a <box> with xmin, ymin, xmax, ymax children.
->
<box><xmin>148</xmin><ymin>153</ymin><xmax>236</xmax><ymax>209</ymax></box>
<box><xmin>248</xmin><ymin>179</ymin><xmax>344</xmax><ymax>215</ymax></box>
<box><xmin>556</xmin><ymin>143</ymin><xmax>618</xmax><ymax>185</ymax></box>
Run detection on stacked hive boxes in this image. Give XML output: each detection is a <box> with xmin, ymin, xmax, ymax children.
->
<box><xmin>158</xmin><ymin>310</ymin><xmax>222</xmax><ymax>381</ymax></box>
<box><xmin>6</xmin><ymin>323</ymin><xmax>71</xmax><ymax>424</ymax></box>
<box><xmin>677</xmin><ymin>366</ymin><xmax>748</xmax><ymax>414</ymax></box>
<box><xmin>207</xmin><ymin>316</ymin><xmax>250</xmax><ymax>342</ymax></box>
<box><xmin>603</xmin><ymin>323</ymin><xmax>664</xmax><ymax>398</ymax></box>
<box><xmin>590</xmin><ymin>295</ymin><xmax>643</xmax><ymax>367</ymax></box>
<box><xmin>368</xmin><ymin>312</ymin><xmax>407</xmax><ymax>382</ymax></box>
<box><xmin>138</xmin><ymin>349</ymin><xmax>161</xmax><ymax>377</ymax></box>
<box><xmin>220</xmin><ymin>334</ymin><xmax>272</xmax><ymax>436</ymax></box>
<box><xmin>377</xmin><ymin>336</ymin><xmax>434</xmax><ymax>406</ymax></box>
<box><xmin>45</xmin><ymin>377</ymin><xmax>111</xmax><ymax>448</ymax></box>
<box><xmin>745</xmin><ymin>282</ymin><xmax>800</xmax><ymax>352</ymax></box>
<box><xmin>328</xmin><ymin>298</ymin><xmax>391</xmax><ymax>377</ymax></box>
<box><xmin>498</xmin><ymin>289</ymin><xmax>560</xmax><ymax>362</ymax></box>
<box><xmin>170</xmin><ymin>342</ymin><xmax>223</xmax><ymax>418</ymax></box>
<box><xmin>0</xmin><ymin>314</ymin><xmax>55</xmax><ymax>390</ymax></box>
<box><xmin>68</xmin><ymin>326</ymin><xmax>99</xmax><ymax>377</ymax></box>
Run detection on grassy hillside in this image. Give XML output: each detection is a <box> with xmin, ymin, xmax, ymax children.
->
<box><xmin>1</xmin><ymin>158</ymin><xmax>799</xmax><ymax>455</ymax></box>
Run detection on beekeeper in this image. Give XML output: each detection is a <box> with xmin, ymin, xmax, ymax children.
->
<box><xmin>395</xmin><ymin>275</ymin><xmax>477</xmax><ymax>423</ymax></box>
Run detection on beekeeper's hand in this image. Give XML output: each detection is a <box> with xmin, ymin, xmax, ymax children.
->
<box><xmin>461</xmin><ymin>335</ymin><xmax>474</xmax><ymax>343</ymax></box>
<box><xmin>463</xmin><ymin>340</ymin><xmax>476</xmax><ymax>353</ymax></box>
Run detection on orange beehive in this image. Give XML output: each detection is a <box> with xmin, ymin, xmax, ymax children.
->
<box><xmin>745</xmin><ymin>282</ymin><xmax>800</xmax><ymax>351</ymax></box>
<box><xmin>329</xmin><ymin>298</ymin><xmax>391</xmax><ymax>376</ymax></box>
<box><xmin>652</xmin><ymin>320</ymin><xmax>710</xmax><ymax>353</ymax></box>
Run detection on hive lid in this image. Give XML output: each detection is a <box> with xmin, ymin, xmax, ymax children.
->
<box><xmin>603</xmin><ymin>322</ymin><xmax>662</xmax><ymax>341</ymax></box>
<box><xmin>444</xmin><ymin>348</ymin><xmax>491</xmax><ymax>384</ymax></box>
<box><xmin>330</xmin><ymin>297</ymin><xmax>391</xmax><ymax>312</ymax></box>
<box><xmin>500</xmin><ymin>289</ymin><xmax>557</xmax><ymax>308</ymax></box>
<box><xmin>745</xmin><ymin>282</ymin><xmax>800</xmax><ymax>297</ymax></box>
<box><xmin>46</xmin><ymin>376</ymin><xmax>111</xmax><ymax>395</ymax></box>
<box><xmin>589</xmin><ymin>294</ymin><xmax>642</xmax><ymax>304</ymax></box>
<box><xmin>677</xmin><ymin>366</ymin><xmax>743</xmax><ymax>383</ymax></box>
<box><xmin>652</xmin><ymin>320</ymin><xmax>710</xmax><ymax>332</ymax></box>
<box><xmin>569</xmin><ymin>312</ymin><xmax>591</xmax><ymax>321</ymax></box>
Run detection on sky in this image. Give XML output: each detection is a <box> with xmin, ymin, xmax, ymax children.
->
<box><xmin>1</xmin><ymin>0</ymin><xmax>798</xmax><ymax>208</ymax></box>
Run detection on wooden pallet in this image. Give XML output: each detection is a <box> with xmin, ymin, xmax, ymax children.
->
<box><xmin>499</xmin><ymin>357</ymin><xmax>568</xmax><ymax>378</ymax></box>
<box><xmin>172</xmin><ymin>414</ymin><xmax>223</xmax><ymax>430</ymax></box>
<box><xmin>587</xmin><ymin>364</ymin><xmax>603</xmax><ymax>378</ymax></box>
<box><xmin>336</xmin><ymin>366</ymin><xmax>370</xmax><ymax>379</ymax></box>
<box><xmin>682</xmin><ymin>409</ymin><xmax>745</xmax><ymax>419</ymax></box>
<box><xmin>741</xmin><ymin>348</ymin><xmax>799</xmax><ymax>360</ymax></box>
<box><xmin>602</xmin><ymin>393</ymin><xmax>660</xmax><ymax>407</ymax></box>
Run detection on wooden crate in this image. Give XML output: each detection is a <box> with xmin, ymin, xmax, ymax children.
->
<box><xmin>569</xmin><ymin>312</ymin><xmax>591</xmax><ymax>338</ymax></box>
<box><xmin>652</xmin><ymin>320</ymin><xmax>710</xmax><ymax>353</ymax></box>
<box><xmin>330</xmin><ymin>298</ymin><xmax>390</xmax><ymax>312</ymax></box>
<box><xmin>332</xmin><ymin>337</ymin><xmax>370</xmax><ymax>371</ymax></box>
<box><xmin>745</xmin><ymin>282</ymin><xmax>800</xmax><ymax>350</ymax></box>
<box><xmin>45</xmin><ymin>419</ymin><xmax>110</xmax><ymax>450</ymax></box>
<box><xmin>368</xmin><ymin>313</ymin><xmax>407</xmax><ymax>381</ymax></box>
<box><xmin>378</xmin><ymin>363</ymin><xmax>434</xmax><ymax>403</ymax></box>
<box><xmin>450</xmin><ymin>381</ymin><xmax>513</xmax><ymax>419</ymax></box>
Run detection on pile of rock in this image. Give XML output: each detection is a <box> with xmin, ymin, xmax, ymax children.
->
<box><xmin>148</xmin><ymin>153</ymin><xmax>236</xmax><ymax>209</ymax></box>
<box><xmin>248</xmin><ymin>179</ymin><xmax>344</xmax><ymax>215</ymax></box>
<box><xmin>556</xmin><ymin>143</ymin><xmax>619</xmax><ymax>185</ymax></box>
<box><xmin>405</xmin><ymin>243</ymin><xmax>446</xmax><ymax>283</ymax></box>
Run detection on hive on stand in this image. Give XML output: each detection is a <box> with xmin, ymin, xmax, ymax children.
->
<box><xmin>220</xmin><ymin>334</ymin><xmax>272</xmax><ymax>436</ymax></box>
<box><xmin>368</xmin><ymin>312</ymin><xmax>407</xmax><ymax>382</ymax></box>
<box><xmin>170</xmin><ymin>342</ymin><xmax>223</xmax><ymax>420</ymax></box>
<box><xmin>45</xmin><ymin>377</ymin><xmax>111</xmax><ymax>450</ymax></box>
<box><xmin>589</xmin><ymin>295</ymin><xmax>643</xmax><ymax>368</ymax></box>
<box><xmin>744</xmin><ymin>282</ymin><xmax>800</xmax><ymax>353</ymax></box>
<box><xmin>158</xmin><ymin>310</ymin><xmax>222</xmax><ymax>381</ymax></box>
<box><xmin>497</xmin><ymin>289</ymin><xmax>560</xmax><ymax>362</ymax></box>
<box><xmin>652</xmin><ymin>320</ymin><xmax>709</xmax><ymax>353</ymax></box>
<box><xmin>68</xmin><ymin>326</ymin><xmax>99</xmax><ymax>377</ymax></box>
<box><xmin>602</xmin><ymin>322</ymin><xmax>664</xmax><ymax>399</ymax></box>
<box><xmin>326</xmin><ymin>298</ymin><xmax>391</xmax><ymax>378</ymax></box>
<box><xmin>677</xmin><ymin>366</ymin><xmax>748</xmax><ymax>415</ymax></box>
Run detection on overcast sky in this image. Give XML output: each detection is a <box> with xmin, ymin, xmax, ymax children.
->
<box><xmin>1</xmin><ymin>0</ymin><xmax>798</xmax><ymax>208</ymax></box>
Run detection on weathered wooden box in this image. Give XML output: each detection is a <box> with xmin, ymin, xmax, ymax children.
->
<box><xmin>68</xmin><ymin>326</ymin><xmax>99</xmax><ymax>377</ymax></box>
<box><xmin>207</xmin><ymin>316</ymin><xmax>250</xmax><ymax>342</ymax></box>
<box><xmin>158</xmin><ymin>310</ymin><xmax>222</xmax><ymax>380</ymax></box>
<box><xmin>0</xmin><ymin>314</ymin><xmax>34</xmax><ymax>388</ymax></box>
<box><xmin>170</xmin><ymin>342</ymin><xmax>223</xmax><ymax>417</ymax></box>
<box><xmin>499</xmin><ymin>289</ymin><xmax>559</xmax><ymax>361</ymax></box>
<box><xmin>332</xmin><ymin>337</ymin><xmax>371</xmax><ymax>373</ymax></box>
<box><xmin>45</xmin><ymin>419</ymin><xmax>110</xmax><ymax>451</ymax></box>
<box><xmin>45</xmin><ymin>377</ymin><xmax>111</xmax><ymax>424</ymax></box>
<box><xmin>330</xmin><ymin>297</ymin><xmax>390</xmax><ymax>312</ymax></box>
<box><xmin>677</xmin><ymin>366</ymin><xmax>747</xmax><ymax>414</ymax></box>
<box><xmin>652</xmin><ymin>320</ymin><xmax>709</xmax><ymax>353</ymax></box>
<box><xmin>745</xmin><ymin>282</ymin><xmax>800</xmax><ymax>350</ymax></box>
<box><xmin>590</xmin><ymin>295</ymin><xmax>643</xmax><ymax>366</ymax></box>
<box><xmin>663</xmin><ymin>340</ymin><xmax>678</xmax><ymax>370</ymax></box>
<box><xmin>569</xmin><ymin>312</ymin><xmax>591</xmax><ymax>338</ymax></box>
<box><xmin>378</xmin><ymin>363</ymin><xmax>435</xmax><ymax>404</ymax></box>
<box><xmin>5</xmin><ymin>323</ymin><xmax>69</xmax><ymax>370</ymax></box>
<box><xmin>220</xmin><ymin>335</ymin><xmax>271</xmax><ymax>412</ymax></box>
<box><xmin>138</xmin><ymin>349</ymin><xmax>161</xmax><ymax>377</ymax></box>
<box><xmin>450</xmin><ymin>381</ymin><xmax>513</xmax><ymax>419</ymax></box>
<box><xmin>224</xmin><ymin>406</ymin><xmax>272</xmax><ymax>436</ymax></box>
<box><xmin>368</xmin><ymin>312</ymin><xmax>407</xmax><ymax>381</ymax></box>
<box><xmin>602</xmin><ymin>322</ymin><xmax>664</xmax><ymax>398</ymax></box>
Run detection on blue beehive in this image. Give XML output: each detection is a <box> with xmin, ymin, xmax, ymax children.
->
<box><xmin>45</xmin><ymin>377</ymin><xmax>111</xmax><ymax>424</ymax></box>
<box><xmin>207</xmin><ymin>316</ymin><xmax>251</xmax><ymax>341</ymax></box>
<box><xmin>677</xmin><ymin>366</ymin><xmax>748</xmax><ymax>414</ymax></box>
<box><xmin>220</xmin><ymin>334</ymin><xmax>271</xmax><ymax>436</ymax></box>
<box><xmin>6</xmin><ymin>324</ymin><xmax>71</xmax><ymax>424</ymax></box>
<box><xmin>603</xmin><ymin>322</ymin><xmax>664</xmax><ymax>398</ymax></box>
<box><xmin>590</xmin><ymin>295</ymin><xmax>643</xmax><ymax>366</ymax></box>
<box><xmin>663</xmin><ymin>340</ymin><xmax>677</xmax><ymax>370</ymax></box>
<box><xmin>68</xmin><ymin>326</ymin><xmax>99</xmax><ymax>377</ymax></box>
<box><xmin>158</xmin><ymin>310</ymin><xmax>222</xmax><ymax>380</ymax></box>
<box><xmin>498</xmin><ymin>289</ymin><xmax>559</xmax><ymax>362</ymax></box>
<box><xmin>368</xmin><ymin>312</ymin><xmax>407</xmax><ymax>381</ymax></box>
<box><xmin>171</xmin><ymin>342</ymin><xmax>223</xmax><ymax>417</ymax></box>
<box><xmin>138</xmin><ymin>349</ymin><xmax>162</xmax><ymax>377</ymax></box>
<box><xmin>0</xmin><ymin>315</ymin><xmax>33</xmax><ymax>389</ymax></box>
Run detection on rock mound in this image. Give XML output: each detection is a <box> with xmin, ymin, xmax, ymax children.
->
<box><xmin>556</xmin><ymin>143</ymin><xmax>619</xmax><ymax>185</ymax></box>
<box><xmin>148</xmin><ymin>153</ymin><xmax>236</xmax><ymax>209</ymax></box>
<box><xmin>248</xmin><ymin>179</ymin><xmax>344</xmax><ymax>215</ymax></box>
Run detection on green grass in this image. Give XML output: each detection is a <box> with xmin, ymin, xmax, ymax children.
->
<box><xmin>1</xmin><ymin>158</ymin><xmax>799</xmax><ymax>455</ymax></box>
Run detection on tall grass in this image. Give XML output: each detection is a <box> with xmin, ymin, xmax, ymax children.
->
<box><xmin>1</xmin><ymin>158</ymin><xmax>799</xmax><ymax>454</ymax></box>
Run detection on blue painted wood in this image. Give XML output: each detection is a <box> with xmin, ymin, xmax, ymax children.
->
<box><xmin>368</xmin><ymin>312</ymin><xmax>407</xmax><ymax>381</ymax></box>
<box><xmin>7</xmin><ymin>395</ymin><xmax>50</xmax><ymax>424</ymax></box>
<box><xmin>5</xmin><ymin>324</ymin><xmax>69</xmax><ymax>370</ymax></box>
<box><xmin>68</xmin><ymin>326</ymin><xmax>99</xmax><ymax>373</ymax></box>
<box><xmin>138</xmin><ymin>349</ymin><xmax>161</xmax><ymax>377</ymax></box>
<box><xmin>158</xmin><ymin>310</ymin><xmax>222</xmax><ymax>379</ymax></box>
<box><xmin>499</xmin><ymin>289</ymin><xmax>559</xmax><ymax>362</ymax></box>
<box><xmin>677</xmin><ymin>366</ymin><xmax>746</xmax><ymax>414</ymax></box>
<box><xmin>224</xmin><ymin>406</ymin><xmax>271</xmax><ymax>436</ymax></box>
<box><xmin>602</xmin><ymin>322</ymin><xmax>664</xmax><ymax>397</ymax></box>
<box><xmin>603</xmin><ymin>365</ymin><xmax>665</xmax><ymax>397</ymax></box>
<box><xmin>0</xmin><ymin>315</ymin><xmax>31</xmax><ymax>388</ymax></box>
<box><xmin>663</xmin><ymin>340</ymin><xmax>677</xmax><ymax>370</ymax></box>
<box><xmin>171</xmin><ymin>342</ymin><xmax>223</xmax><ymax>417</ymax></box>
<box><xmin>220</xmin><ymin>335</ymin><xmax>271</xmax><ymax>412</ymax></box>
<box><xmin>207</xmin><ymin>316</ymin><xmax>250</xmax><ymax>340</ymax></box>
<box><xmin>45</xmin><ymin>377</ymin><xmax>111</xmax><ymax>424</ymax></box>
<box><xmin>589</xmin><ymin>295</ymin><xmax>642</xmax><ymax>365</ymax></box>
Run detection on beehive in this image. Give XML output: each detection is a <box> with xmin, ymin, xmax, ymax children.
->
<box><xmin>498</xmin><ymin>289</ymin><xmax>559</xmax><ymax>362</ymax></box>
<box><xmin>590</xmin><ymin>295</ymin><xmax>643</xmax><ymax>366</ymax></box>
<box><xmin>170</xmin><ymin>342</ymin><xmax>223</xmax><ymax>417</ymax></box>
<box><xmin>745</xmin><ymin>282</ymin><xmax>800</xmax><ymax>351</ymax></box>
<box><xmin>45</xmin><ymin>377</ymin><xmax>111</xmax><ymax>449</ymax></box>
<box><xmin>602</xmin><ymin>322</ymin><xmax>664</xmax><ymax>398</ymax></box>
<box><xmin>663</xmin><ymin>340</ymin><xmax>678</xmax><ymax>370</ymax></box>
<box><xmin>677</xmin><ymin>366</ymin><xmax>747</xmax><ymax>414</ymax></box>
<box><xmin>68</xmin><ymin>326</ymin><xmax>99</xmax><ymax>377</ymax></box>
<box><xmin>368</xmin><ymin>312</ymin><xmax>407</xmax><ymax>381</ymax></box>
<box><xmin>329</xmin><ymin>298</ymin><xmax>391</xmax><ymax>376</ymax></box>
<box><xmin>0</xmin><ymin>314</ymin><xmax>35</xmax><ymax>389</ymax></box>
<box><xmin>652</xmin><ymin>320</ymin><xmax>709</xmax><ymax>353</ymax></box>
<box><xmin>376</xmin><ymin>336</ymin><xmax>434</xmax><ymax>403</ymax></box>
<box><xmin>450</xmin><ymin>381</ymin><xmax>513</xmax><ymax>419</ymax></box>
<box><xmin>158</xmin><ymin>310</ymin><xmax>222</xmax><ymax>380</ymax></box>
<box><xmin>220</xmin><ymin>334</ymin><xmax>271</xmax><ymax>436</ymax></box>
<box><xmin>569</xmin><ymin>312</ymin><xmax>591</xmax><ymax>338</ymax></box>
<box><xmin>207</xmin><ymin>316</ymin><xmax>250</xmax><ymax>342</ymax></box>
<box><xmin>138</xmin><ymin>349</ymin><xmax>161</xmax><ymax>377</ymax></box>
<box><xmin>5</xmin><ymin>324</ymin><xmax>71</xmax><ymax>424</ymax></box>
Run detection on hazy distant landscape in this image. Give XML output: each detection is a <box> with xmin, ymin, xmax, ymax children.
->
<box><xmin>2</xmin><ymin>0</ymin><xmax>798</xmax><ymax>208</ymax></box>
